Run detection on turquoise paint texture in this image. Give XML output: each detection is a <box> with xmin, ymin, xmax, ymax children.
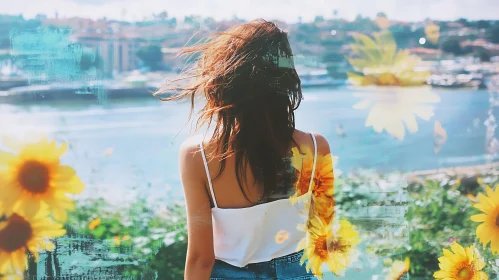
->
<box><xmin>10</xmin><ymin>28</ymin><xmax>82</xmax><ymax>83</ymax></box>
<box><xmin>35</xmin><ymin>235</ymin><xmax>138</xmax><ymax>279</ymax></box>
<box><xmin>9</xmin><ymin>27</ymin><xmax>107</xmax><ymax>103</ymax></box>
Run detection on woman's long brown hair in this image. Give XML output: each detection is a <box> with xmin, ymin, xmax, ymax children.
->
<box><xmin>154</xmin><ymin>19</ymin><xmax>302</xmax><ymax>203</ymax></box>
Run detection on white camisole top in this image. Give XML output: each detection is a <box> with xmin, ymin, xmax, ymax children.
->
<box><xmin>199</xmin><ymin>133</ymin><xmax>317</xmax><ymax>267</ymax></box>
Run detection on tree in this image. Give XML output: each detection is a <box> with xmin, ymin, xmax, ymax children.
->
<box><xmin>487</xmin><ymin>22</ymin><xmax>499</xmax><ymax>44</ymax></box>
<box><xmin>167</xmin><ymin>18</ymin><xmax>177</xmax><ymax>28</ymax></box>
<box><xmin>457</xmin><ymin>18</ymin><xmax>469</xmax><ymax>27</ymax></box>
<box><xmin>314</xmin><ymin>16</ymin><xmax>325</xmax><ymax>23</ymax></box>
<box><xmin>376</xmin><ymin>12</ymin><xmax>387</xmax><ymax>18</ymax></box>
<box><xmin>476</xmin><ymin>20</ymin><xmax>491</xmax><ymax>29</ymax></box>
<box><xmin>477</xmin><ymin>48</ymin><xmax>491</xmax><ymax>62</ymax></box>
<box><xmin>137</xmin><ymin>45</ymin><xmax>163</xmax><ymax>71</ymax></box>
<box><xmin>441</xmin><ymin>39</ymin><xmax>463</xmax><ymax>55</ymax></box>
<box><xmin>80</xmin><ymin>51</ymin><xmax>103</xmax><ymax>71</ymax></box>
<box><xmin>158</xmin><ymin>11</ymin><xmax>168</xmax><ymax>20</ymax></box>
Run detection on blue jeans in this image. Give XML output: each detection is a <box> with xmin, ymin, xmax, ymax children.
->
<box><xmin>210</xmin><ymin>250</ymin><xmax>318</xmax><ymax>280</ymax></box>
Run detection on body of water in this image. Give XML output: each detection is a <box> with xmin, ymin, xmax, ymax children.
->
<box><xmin>0</xmin><ymin>86</ymin><xmax>496</xmax><ymax>203</ymax></box>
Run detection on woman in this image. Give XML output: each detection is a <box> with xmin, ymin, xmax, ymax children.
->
<box><xmin>155</xmin><ymin>19</ymin><xmax>333</xmax><ymax>280</ymax></box>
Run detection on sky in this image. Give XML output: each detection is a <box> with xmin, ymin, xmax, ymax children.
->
<box><xmin>2</xmin><ymin>0</ymin><xmax>499</xmax><ymax>23</ymax></box>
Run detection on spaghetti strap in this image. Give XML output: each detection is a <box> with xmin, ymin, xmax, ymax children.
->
<box><xmin>199</xmin><ymin>142</ymin><xmax>218</xmax><ymax>208</ymax></box>
<box><xmin>308</xmin><ymin>133</ymin><xmax>318</xmax><ymax>192</ymax></box>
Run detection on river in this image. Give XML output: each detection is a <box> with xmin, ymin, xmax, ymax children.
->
<box><xmin>0</xmin><ymin>86</ymin><xmax>496</xmax><ymax>204</ymax></box>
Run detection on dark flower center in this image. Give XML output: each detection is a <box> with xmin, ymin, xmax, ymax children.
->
<box><xmin>17</xmin><ymin>160</ymin><xmax>50</xmax><ymax>194</ymax></box>
<box><xmin>0</xmin><ymin>214</ymin><xmax>33</xmax><ymax>252</ymax></box>
<box><xmin>314</xmin><ymin>235</ymin><xmax>328</xmax><ymax>259</ymax></box>
<box><xmin>328</xmin><ymin>239</ymin><xmax>348</xmax><ymax>253</ymax></box>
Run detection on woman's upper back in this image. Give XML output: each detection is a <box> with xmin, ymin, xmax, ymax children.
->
<box><xmin>179</xmin><ymin>129</ymin><xmax>331</xmax><ymax>267</ymax></box>
<box><xmin>191</xmin><ymin>129</ymin><xmax>329</xmax><ymax>209</ymax></box>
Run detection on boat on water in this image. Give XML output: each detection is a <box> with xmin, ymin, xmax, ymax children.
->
<box><xmin>427</xmin><ymin>72</ymin><xmax>487</xmax><ymax>89</ymax></box>
<box><xmin>0</xmin><ymin>76</ymin><xmax>29</xmax><ymax>91</ymax></box>
<box><xmin>486</xmin><ymin>74</ymin><xmax>499</xmax><ymax>90</ymax></box>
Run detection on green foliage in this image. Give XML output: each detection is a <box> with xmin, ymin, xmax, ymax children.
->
<box><xmin>137</xmin><ymin>45</ymin><xmax>164</xmax><ymax>71</ymax></box>
<box><xmin>335</xmin><ymin>170</ymin><xmax>385</xmax><ymax>211</ymax></box>
<box><xmin>80</xmin><ymin>51</ymin><xmax>103</xmax><ymax>71</ymax></box>
<box><xmin>361</xmin><ymin>173</ymin><xmax>499</xmax><ymax>278</ymax></box>
<box><xmin>441</xmin><ymin>39</ymin><xmax>464</xmax><ymax>55</ymax></box>
<box><xmin>62</xmin><ymin>170</ymin><xmax>499</xmax><ymax>279</ymax></box>
<box><xmin>68</xmin><ymin>197</ymin><xmax>187</xmax><ymax>279</ymax></box>
<box><xmin>477</xmin><ymin>48</ymin><xmax>491</xmax><ymax>62</ymax></box>
<box><xmin>487</xmin><ymin>22</ymin><xmax>499</xmax><ymax>44</ymax></box>
<box><xmin>314</xmin><ymin>16</ymin><xmax>325</xmax><ymax>23</ymax></box>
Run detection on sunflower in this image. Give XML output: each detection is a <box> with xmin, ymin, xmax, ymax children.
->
<box><xmin>310</xmin><ymin>193</ymin><xmax>335</xmax><ymax>225</ymax></box>
<box><xmin>433</xmin><ymin>242</ymin><xmax>488</xmax><ymax>280</ymax></box>
<box><xmin>347</xmin><ymin>30</ymin><xmax>430</xmax><ymax>87</ymax></box>
<box><xmin>425</xmin><ymin>21</ymin><xmax>440</xmax><ymax>44</ymax></box>
<box><xmin>0</xmin><ymin>210</ymin><xmax>66</xmax><ymax>276</ymax></box>
<box><xmin>352</xmin><ymin>88</ymin><xmax>440</xmax><ymax>140</ymax></box>
<box><xmin>385</xmin><ymin>257</ymin><xmax>410</xmax><ymax>280</ymax></box>
<box><xmin>290</xmin><ymin>147</ymin><xmax>335</xmax><ymax>205</ymax></box>
<box><xmin>296</xmin><ymin>193</ymin><xmax>336</xmax><ymax>232</ymax></box>
<box><xmin>0</xmin><ymin>136</ymin><xmax>84</xmax><ymax>221</ymax></box>
<box><xmin>470</xmin><ymin>184</ymin><xmax>499</xmax><ymax>254</ymax></box>
<box><xmin>290</xmin><ymin>146</ymin><xmax>315</xmax><ymax>201</ymax></box>
<box><xmin>298</xmin><ymin>217</ymin><xmax>360</xmax><ymax>278</ymax></box>
<box><xmin>311</xmin><ymin>153</ymin><xmax>335</xmax><ymax>198</ymax></box>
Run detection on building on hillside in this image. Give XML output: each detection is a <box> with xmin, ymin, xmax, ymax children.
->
<box><xmin>461</xmin><ymin>39</ymin><xmax>499</xmax><ymax>56</ymax></box>
<box><xmin>40</xmin><ymin>17</ymin><xmax>144</xmax><ymax>76</ymax></box>
<box><xmin>71</xmin><ymin>28</ymin><xmax>144</xmax><ymax>76</ymax></box>
<box><xmin>409</xmin><ymin>47</ymin><xmax>443</xmax><ymax>60</ymax></box>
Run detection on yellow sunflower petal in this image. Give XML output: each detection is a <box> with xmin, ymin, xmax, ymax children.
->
<box><xmin>485</xmin><ymin>185</ymin><xmax>495</xmax><ymax>199</ymax></box>
<box><xmin>465</xmin><ymin>246</ymin><xmax>475</xmax><ymax>260</ymax></box>
<box><xmin>470</xmin><ymin>214</ymin><xmax>488</xmax><ymax>222</ymax></box>
<box><xmin>37</xmin><ymin>228</ymin><xmax>66</xmax><ymax>238</ymax></box>
<box><xmin>438</xmin><ymin>257</ymin><xmax>454</xmax><ymax>271</ymax></box>
<box><xmin>10</xmin><ymin>250</ymin><xmax>27</xmax><ymax>274</ymax></box>
<box><xmin>54</xmin><ymin>165</ymin><xmax>76</xmax><ymax>180</ymax></box>
<box><xmin>473</xmin><ymin>202</ymin><xmax>493</xmax><ymax>214</ymax></box>
<box><xmin>442</xmin><ymin>248</ymin><xmax>454</xmax><ymax>259</ymax></box>
<box><xmin>296</xmin><ymin>237</ymin><xmax>307</xmax><ymax>251</ymax></box>
<box><xmin>1</xmin><ymin>136</ymin><xmax>25</xmax><ymax>153</ymax></box>
<box><xmin>475</xmin><ymin>254</ymin><xmax>486</xmax><ymax>271</ymax></box>
<box><xmin>17</xmin><ymin>197</ymin><xmax>41</xmax><ymax>217</ymax></box>
<box><xmin>476</xmin><ymin>194</ymin><xmax>496</xmax><ymax>212</ymax></box>
<box><xmin>450</xmin><ymin>242</ymin><xmax>466</xmax><ymax>257</ymax></box>
<box><xmin>490</xmin><ymin>237</ymin><xmax>499</xmax><ymax>254</ymax></box>
<box><xmin>51</xmin><ymin>206</ymin><xmax>68</xmax><ymax>222</ymax></box>
<box><xmin>0</xmin><ymin>149</ymin><xmax>16</xmax><ymax>164</ymax></box>
<box><xmin>312</xmin><ymin>260</ymin><xmax>323</xmax><ymax>278</ymax></box>
<box><xmin>0</xmin><ymin>251</ymin><xmax>8</xmax><ymax>271</ymax></box>
<box><xmin>476</xmin><ymin>224</ymin><xmax>493</xmax><ymax>245</ymax></box>
<box><xmin>477</xmin><ymin>271</ymin><xmax>489</xmax><ymax>280</ymax></box>
<box><xmin>55</xmin><ymin>142</ymin><xmax>68</xmax><ymax>156</ymax></box>
<box><xmin>434</xmin><ymin>270</ymin><xmax>452</xmax><ymax>278</ymax></box>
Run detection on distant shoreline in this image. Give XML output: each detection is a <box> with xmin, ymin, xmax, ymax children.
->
<box><xmin>407</xmin><ymin>161</ymin><xmax>499</xmax><ymax>182</ymax></box>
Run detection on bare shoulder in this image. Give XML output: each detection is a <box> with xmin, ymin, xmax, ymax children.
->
<box><xmin>312</xmin><ymin>132</ymin><xmax>331</xmax><ymax>156</ymax></box>
<box><xmin>179</xmin><ymin>134</ymin><xmax>203</xmax><ymax>154</ymax></box>
<box><xmin>293</xmin><ymin>129</ymin><xmax>331</xmax><ymax>156</ymax></box>
<box><xmin>179</xmin><ymin>135</ymin><xmax>205</xmax><ymax>179</ymax></box>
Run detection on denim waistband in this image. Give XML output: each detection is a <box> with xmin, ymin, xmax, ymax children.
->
<box><xmin>273</xmin><ymin>250</ymin><xmax>304</xmax><ymax>264</ymax></box>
